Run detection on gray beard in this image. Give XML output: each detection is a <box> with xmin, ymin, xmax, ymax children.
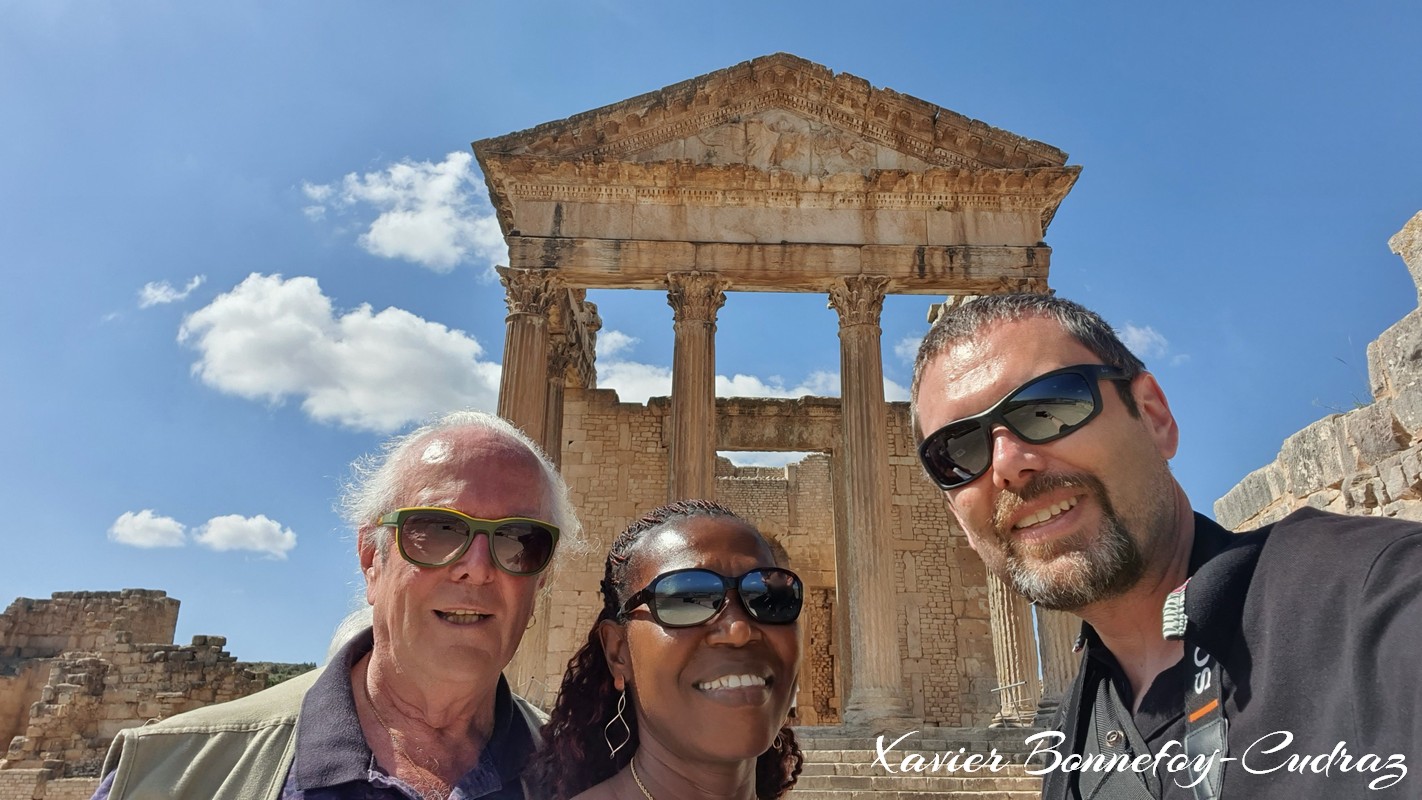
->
<box><xmin>995</xmin><ymin>472</ymin><xmax>1147</xmax><ymax>611</ymax></box>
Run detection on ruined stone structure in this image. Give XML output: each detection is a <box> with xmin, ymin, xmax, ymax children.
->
<box><xmin>0</xmin><ymin>590</ymin><xmax>305</xmax><ymax>800</ymax></box>
<box><xmin>1216</xmin><ymin>211</ymin><xmax>1422</xmax><ymax>529</ymax></box>
<box><xmin>473</xmin><ymin>53</ymin><xmax>1081</xmax><ymax>726</ymax></box>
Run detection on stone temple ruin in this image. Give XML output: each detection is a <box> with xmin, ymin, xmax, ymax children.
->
<box><xmin>474</xmin><ymin>52</ymin><xmax>1083</xmax><ymax>730</ymax></box>
<box><xmin>0</xmin><ymin>590</ymin><xmax>307</xmax><ymax>800</ymax></box>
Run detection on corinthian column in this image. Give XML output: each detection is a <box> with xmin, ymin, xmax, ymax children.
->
<box><xmin>665</xmin><ymin>272</ymin><xmax>726</xmax><ymax>501</ymax></box>
<box><xmin>543</xmin><ymin>340</ymin><xmax>576</xmax><ymax>470</ymax></box>
<box><xmin>496</xmin><ymin>267</ymin><xmax>557</xmax><ymax>446</ymax></box>
<box><xmin>828</xmin><ymin>275</ymin><xmax>909</xmax><ymax>724</ymax></box>
<box><xmin>987</xmin><ymin>572</ymin><xmax>1042</xmax><ymax>726</ymax></box>
<box><xmin>1035</xmin><ymin>607</ymin><xmax>1080</xmax><ymax>717</ymax></box>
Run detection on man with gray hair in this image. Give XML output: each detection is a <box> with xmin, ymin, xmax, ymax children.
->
<box><xmin>94</xmin><ymin>410</ymin><xmax>581</xmax><ymax>800</ymax></box>
<box><xmin>911</xmin><ymin>294</ymin><xmax>1421</xmax><ymax>799</ymax></box>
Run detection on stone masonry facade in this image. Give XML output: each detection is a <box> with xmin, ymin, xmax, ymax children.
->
<box><xmin>1216</xmin><ymin>212</ymin><xmax>1422</xmax><ymax>529</ymax></box>
<box><xmin>0</xmin><ymin>590</ymin><xmax>308</xmax><ymax>800</ymax></box>
<box><xmin>538</xmin><ymin>386</ymin><xmax>1000</xmax><ymax>727</ymax></box>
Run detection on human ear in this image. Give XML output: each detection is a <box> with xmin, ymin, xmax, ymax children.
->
<box><xmin>1130</xmin><ymin>372</ymin><xmax>1179</xmax><ymax>460</ymax></box>
<box><xmin>357</xmin><ymin>526</ymin><xmax>380</xmax><ymax>604</ymax></box>
<box><xmin>598</xmin><ymin>619</ymin><xmax>632</xmax><ymax>691</ymax></box>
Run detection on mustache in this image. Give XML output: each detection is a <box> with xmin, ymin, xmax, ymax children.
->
<box><xmin>992</xmin><ymin>472</ymin><xmax>1105</xmax><ymax>536</ymax></box>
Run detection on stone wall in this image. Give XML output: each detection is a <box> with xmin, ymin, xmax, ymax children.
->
<box><xmin>3</xmin><ymin>637</ymin><xmax>267</xmax><ymax>777</ymax></box>
<box><xmin>547</xmin><ymin>386</ymin><xmax>998</xmax><ymax>726</ymax></box>
<box><xmin>1216</xmin><ymin>211</ymin><xmax>1422</xmax><ymax>528</ymax></box>
<box><xmin>886</xmin><ymin>403</ymin><xmax>998</xmax><ymax>724</ymax></box>
<box><xmin>0</xmin><ymin>770</ymin><xmax>95</xmax><ymax>800</ymax></box>
<box><xmin>0</xmin><ymin>591</ymin><xmax>178</xmax><ymax>662</ymax></box>
<box><xmin>0</xmin><ymin>590</ymin><xmax>308</xmax><ymax>796</ymax></box>
<box><xmin>0</xmin><ymin>665</ymin><xmax>47</xmax><ymax>758</ymax></box>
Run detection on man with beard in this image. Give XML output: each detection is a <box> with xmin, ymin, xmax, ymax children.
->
<box><xmin>910</xmin><ymin>294</ymin><xmax>1422</xmax><ymax>799</ymax></box>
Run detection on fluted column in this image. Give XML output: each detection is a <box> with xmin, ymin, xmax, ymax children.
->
<box><xmin>665</xmin><ymin>272</ymin><xmax>726</xmax><ymax>501</ymax></box>
<box><xmin>1035</xmin><ymin>607</ymin><xmax>1080</xmax><ymax>712</ymax></box>
<box><xmin>828</xmin><ymin>275</ymin><xmax>909</xmax><ymax>724</ymax></box>
<box><xmin>543</xmin><ymin>340</ymin><xmax>576</xmax><ymax>469</ymax></box>
<box><xmin>496</xmin><ymin>267</ymin><xmax>557</xmax><ymax>446</ymax></box>
<box><xmin>987</xmin><ymin>572</ymin><xmax>1042</xmax><ymax>726</ymax></box>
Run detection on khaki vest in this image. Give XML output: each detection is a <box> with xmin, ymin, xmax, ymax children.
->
<box><xmin>101</xmin><ymin>668</ymin><xmax>547</xmax><ymax>800</ymax></box>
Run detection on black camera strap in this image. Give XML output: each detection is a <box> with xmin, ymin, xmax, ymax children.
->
<box><xmin>1075</xmin><ymin>580</ymin><xmax>1228</xmax><ymax>800</ymax></box>
<box><xmin>1167</xmin><ymin>579</ymin><xmax>1227</xmax><ymax>800</ymax></box>
<box><xmin>1181</xmin><ymin>645</ymin><xmax>1226</xmax><ymax>800</ymax></box>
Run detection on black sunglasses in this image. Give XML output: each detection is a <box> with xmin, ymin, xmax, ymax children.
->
<box><xmin>621</xmin><ymin>567</ymin><xmax>804</xmax><ymax>628</ymax></box>
<box><xmin>377</xmin><ymin>507</ymin><xmax>559</xmax><ymax>575</ymax></box>
<box><xmin>918</xmin><ymin>364</ymin><xmax>1132</xmax><ymax>489</ymax></box>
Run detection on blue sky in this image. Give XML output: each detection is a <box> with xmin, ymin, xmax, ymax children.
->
<box><xmin>3</xmin><ymin>2</ymin><xmax>1419</xmax><ymax>665</ymax></box>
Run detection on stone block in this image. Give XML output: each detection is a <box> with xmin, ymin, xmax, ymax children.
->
<box><xmin>1366</xmin><ymin>308</ymin><xmax>1422</xmax><ymax>406</ymax></box>
<box><xmin>1384</xmin><ymin>499</ymin><xmax>1422</xmax><ymax>522</ymax></box>
<box><xmin>1254</xmin><ymin>504</ymin><xmax>1291</xmax><ymax>528</ymax></box>
<box><xmin>1390</xmin><ymin>383</ymin><xmax>1422</xmax><ymax>442</ymax></box>
<box><xmin>1380</xmin><ymin>457</ymin><xmax>1413</xmax><ymax>503</ymax></box>
<box><xmin>1341</xmin><ymin>400</ymin><xmax>1406</xmax><ymax>468</ymax></box>
<box><xmin>1279</xmin><ymin>415</ymin><xmax>1348</xmax><ymax>495</ymax></box>
<box><xmin>1388</xmin><ymin>210</ymin><xmax>1422</xmax><ymax>300</ymax></box>
<box><xmin>1402</xmin><ymin>447</ymin><xmax>1422</xmax><ymax>487</ymax></box>
<box><xmin>1213</xmin><ymin>461</ymin><xmax>1283</xmax><ymax>530</ymax></box>
<box><xmin>1344</xmin><ymin>476</ymin><xmax>1374</xmax><ymax>510</ymax></box>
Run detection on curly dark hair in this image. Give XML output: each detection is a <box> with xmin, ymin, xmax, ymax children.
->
<box><xmin>526</xmin><ymin>499</ymin><xmax>803</xmax><ymax>799</ymax></box>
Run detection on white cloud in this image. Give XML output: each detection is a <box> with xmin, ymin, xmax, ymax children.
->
<box><xmin>894</xmin><ymin>334</ymin><xmax>922</xmax><ymax>365</ymax></box>
<box><xmin>597</xmin><ymin>359</ymin><xmax>674</xmax><ymax>404</ymax></box>
<box><xmin>138</xmin><ymin>275</ymin><xmax>206</xmax><ymax>308</ymax></box>
<box><xmin>301</xmin><ymin>182</ymin><xmax>332</xmax><ymax>202</ymax></box>
<box><xmin>721</xmin><ymin>451</ymin><xmax>816</xmax><ymax>468</ymax></box>
<box><xmin>108</xmin><ymin>510</ymin><xmax>186</xmax><ymax>548</ymax></box>
<box><xmin>194</xmin><ymin>514</ymin><xmax>296</xmax><ymax>559</ymax></box>
<box><xmin>596</xmin><ymin>330</ymin><xmax>639</xmax><ymax>359</ymax></box>
<box><xmin>883</xmin><ymin>377</ymin><xmax>910</xmax><ymax>402</ymax></box>
<box><xmin>303</xmin><ymin>151</ymin><xmax>506</xmax><ymax>274</ymax></box>
<box><xmin>178</xmin><ymin>273</ymin><xmax>502</xmax><ymax>432</ymax></box>
<box><xmin>592</xmin><ymin>327</ymin><xmax>907</xmax><ymax>403</ymax></box>
<box><xmin>715</xmin><ymin>371</ymin><xmax>841</xmax><ymax>398</ymax></box>
<box><xmin>1119</xmin><ymin>323</ymin><xmax>1170</xmax><ymax>360</ymax></box>
<box><xmin>598</xmin><ymin>361</ymin><xmax>907</xmax><ymax>404</ymax></box>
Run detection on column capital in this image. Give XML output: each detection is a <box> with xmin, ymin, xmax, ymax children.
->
<box><xmin>665</xmin><ymin>271</ymin><xmax>728</xmax><ymax>324</ymax></box>
<box><xmin>547</xmin><ymin>337</ymin><xmax>579</xmax><ymax>381</ymax></box>
<box><xmin>497</xmin><ymin>266</ymin><xmax>559</xmax><ymax>317</ymax></box>
<box><xmin>828</xmin><ymin>275</ymin><xmax>891</xmax><ymax>327</ymax></box>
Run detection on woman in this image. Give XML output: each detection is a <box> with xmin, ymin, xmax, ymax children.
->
<box><xmin>529</xmin><ymin>499</ymin><xmax>803</xmax><ymax>799</ymax></box>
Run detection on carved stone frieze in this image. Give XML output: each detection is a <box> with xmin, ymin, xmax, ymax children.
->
<box><xmin>475</xmin><ymin>53</ymin><xmax>1068</xmax><ymax>172</ymax></box>
<box><xmin>484</xmin><ymin>157</ymin><xmax>1079</xmax><ymax>214</ymax></box>
<box><xmin>496</xmin><ymin>266</ymin><xmax>558</xmax><ymax>317</ymax></box>
<box><xmin>828</xmin><ymin>275</ymin><xmax>890</xmax><ymax>328</ymax></box>
<box><xmin>665</xmin><ymin>271</ymin><xmax>729</xmax><ymax>324</ymax></box>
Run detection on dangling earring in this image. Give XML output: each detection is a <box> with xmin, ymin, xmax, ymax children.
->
<box><xmin>773</xmin><ymin>732</ymin><xmax>784</xmax><ymax>750</ymax></box>
<box><xmin>603</xmin><ymin>689</ymin><xmax>631</xmax><ymax>758</ymax></box>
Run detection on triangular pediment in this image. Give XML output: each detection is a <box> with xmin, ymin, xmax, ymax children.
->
<box><xmin>625</xmin><ymin>106</ymin><xmax>938</xmax><ymax>176</ymax></box>
<box><xmin>474</xmin><ymin>53</ymin><xmax>1069</xmax><ymax>173</ymax></box>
